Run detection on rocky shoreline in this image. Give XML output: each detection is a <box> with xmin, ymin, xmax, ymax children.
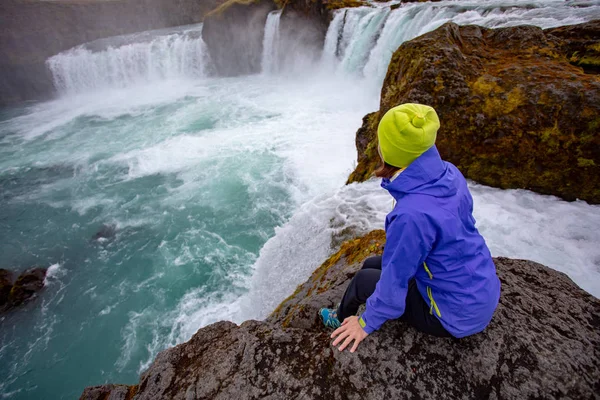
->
<box><xmin>80</xmin><ymin>230</ymin><xmax>600</xmax><ymax>399</ymax></box>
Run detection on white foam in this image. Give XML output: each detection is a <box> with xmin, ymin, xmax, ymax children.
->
<box><xmin>163</xmin><ymin>178</ymin><xmax>600</xmax><ymax>350</ymax></box>
<box><xmin>47</xmin><ymin>24</ymin><xmax>209</xmax><ymax>95</ymax></box>
<box><xmin>261</xmin><ymin>11</ymin><xmax>282</xmax><ymax>74</ymax></box>
<box><xmin>43</xmin><ymin>263</ymin><xmax>64</xmax><ymax>285</ymax></box>
<box><xmin>323</xmin><ymin>0</ymin><xmax>600</xmax><ymax>83</ymax></box>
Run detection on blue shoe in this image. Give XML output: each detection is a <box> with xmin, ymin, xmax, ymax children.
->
<box><xmin>319</xmin><ymin>308</ymin><xmax>341</xmax><ymax>329</ymax></box>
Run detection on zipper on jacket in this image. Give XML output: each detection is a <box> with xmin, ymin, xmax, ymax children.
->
<box><xmin>423</xmin><ymin>262</ymin><xmax>442</xmax><ymax>317</ymax></box>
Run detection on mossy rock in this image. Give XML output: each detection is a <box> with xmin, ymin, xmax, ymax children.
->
<box><xmin>8</xmin><ymin>267</ymin><xmax>46</xmax><ymax>308</ymax></box>
<box><xmin>323</xmin><ymin>0</ymin><xmax>368</xmax><ymax>10</ymax></box>
<box><xmin>268</xmin><ymin>230</ymin><xmax>385</xmax><ymax>329</ymax></box>
<box><xmin>205</xmin><ymin>0</ymin><xmax>261</xmax><ymax>17</ymax></box>
<box><xmin>347</xmin><ymin>21</ymin><xmax>600</xmax><ymax>204</ymax></box>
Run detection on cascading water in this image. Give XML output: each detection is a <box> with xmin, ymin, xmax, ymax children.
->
<box><xmin>47</xmin><ymin>24</ymin><xmax>210</xmax><ymax>95</ymax></box>
<box><xmin>323</xmin><ymin>0</ymin><xmax>600</xmax><ymax>82</ymax></box>
<box><xmin>340</xmin><ymin>8</ymin><xmax>390</xmax><ymax>73</ymax></box>
<box><xmin>2</xmin><ymin>1</ymin><xmax>600</xmax><ymax>399</ymax></box>
<box><xmin>261</xmin><ymin>11</ymin><xmax>282</xmax><ymax>74</ymax></box>
<box><xmin>321</xmin><ymin>10</ymin><xmax>346</xmax><ymax>66</ymax></box>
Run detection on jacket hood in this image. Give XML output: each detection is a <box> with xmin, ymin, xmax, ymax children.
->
<box><xmin>381</xmin><ymin>145</ymin><xmax>458</xmax><ymax>200</ymax></box>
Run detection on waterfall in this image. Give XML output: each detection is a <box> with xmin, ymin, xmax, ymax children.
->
<box><xmin>340</xmin><ymin>8</ymin><xmax>390</xmax><ymax>73</ymax></box>
<box><xmin>323</xmin><ymin>0</ymin><xmax>600</xmax><ymax>83</ymax></box>
<box><xmin>321</xmin><ymin>10</ymin><xmax>346</xmax><ymax>67</ymax></box>
<box><xmin>261</xmin><ymin>11</ymin><xmax>282</xmax><ymax>74</ymax></box>
<box><xmin>46</xmin><ymin>24</ymin><xmax>210</xmax><ymax>95</ymax></box>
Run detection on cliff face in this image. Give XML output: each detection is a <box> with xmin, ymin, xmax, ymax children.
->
<box><xmin>0</xmin><ymin>0</ymin><xmax>226</xmax><ymax>105</ymax></box>
<box><xmin>81</xmin><ymin>230</ymin><xmax>600</xmax><ymax>400</ymax></box>
<box><xmin>347</xmin><ymin>21</ymin><xmax>600</xmax><ymax>204</ymax></box>
<box><xmin>201</xmin><ymin>0</ymin><xmax>356</xmax><ymax>77</ymax></box>
<box><xmin>202</xmin><ymin>0</ymin><xmax>277</xmax><ymax>76</ymax></box>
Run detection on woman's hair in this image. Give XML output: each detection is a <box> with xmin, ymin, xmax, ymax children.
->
<box><xmin>374</xmin><ymin>160</ymin><xmax>401</xmax><ymax>179</ymax></box>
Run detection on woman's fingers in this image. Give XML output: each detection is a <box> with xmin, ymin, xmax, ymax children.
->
<box><xmin>337</xmin><ymin>335</ymin><xmax>354</xmax><ymax>352</ymax></box>
<box><xmin>350</xmin><ymin>336</ymin><xmax>363</xmax><ymax>353</ymax></box>
<box><xmin>331</xmin><ymin>325</ymin><xmax>346</xmax><ymax>339</ymax></box>
<box><xmin>341</xmin><ymin>318</ymin><xmax>350</xmax><ymax>326</ymax></box>
<box><xmin>332</xmin><ymin>329</ymin><xmax>350</xmax><ymax>346</ymax></box>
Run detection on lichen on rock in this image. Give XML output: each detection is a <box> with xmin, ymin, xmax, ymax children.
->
<box><xmin>347</xmin><ymin>21</ymin><xmax>600</xmax><ymax>204</ymax></box>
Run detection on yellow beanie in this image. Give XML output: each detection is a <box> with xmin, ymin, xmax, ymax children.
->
<box><xmin>377</xmin><ymin>103</ymin><xmax>440</xmax><ymax>168</ymax></box>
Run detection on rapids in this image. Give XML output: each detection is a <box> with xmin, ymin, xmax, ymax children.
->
<box><xmin>1</xmin><ymin>1</ymin><xmax>600</xmax><ymax>398</ymax></box>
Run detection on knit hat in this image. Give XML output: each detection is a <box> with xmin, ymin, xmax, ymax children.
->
<box><xmin>377</xmin><ymin>103</ymin><xmax>440</xmax><ymax>168</ymax></box>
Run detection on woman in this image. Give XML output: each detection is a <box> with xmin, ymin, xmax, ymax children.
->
<box><xmin>320</xmin><ymin>103</ymin><xmax>501</xmax><ymax>353</ymax></box>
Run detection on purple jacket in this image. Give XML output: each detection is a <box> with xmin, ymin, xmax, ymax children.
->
<box><xmin>360</xmin><ymin>145</ymin><xmax>501</xmax><ymax>338</ymax></box>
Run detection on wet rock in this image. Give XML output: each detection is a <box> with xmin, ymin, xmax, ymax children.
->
<box><xmin>347</xmin><ymin>21</ymin><xmax>600</xmax><ymax>204</ymax></box>
<box><xmin>0</xmin><ymin>269</ymin><xmax>14</xmax><ymax>309</ymax></box>
<box><xmin>7</xmin><ymin>268</ymin><xmax>47</xmax><ymax>309</ymax></box>
<box><xmin>81</xmin><ymin>230</ymin><xmax>600</xmax><ymax>399</ymax></box>
<box><xmin>202</xmin><ymin>0</ymin><xmax>277</xmax><ymax>76</ymax></box>
<box><xmin>92</xmin><ymin>224</ymin><xmax>117</xmax><ymax>242</ymax></box>
<box><xmin>80</xmin><ymin>384</ymin><xmax>138</xmax><ymax>400</ymax></box>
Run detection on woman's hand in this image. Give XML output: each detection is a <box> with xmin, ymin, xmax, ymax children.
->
<box><xmin>331</xmin><ymin>316</ymin><xmax>368</xmax><ymax>353</ymax></box>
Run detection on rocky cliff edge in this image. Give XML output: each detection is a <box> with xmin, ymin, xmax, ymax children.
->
<box><xmin>347</xmin><ymin>21</ymin><xmax>600</xmax><ymax>204</ymax></box>
<box><xmin>81</xmin><ymin>230</ymin><xmax>600</xmax><ymax>400</ymax></box>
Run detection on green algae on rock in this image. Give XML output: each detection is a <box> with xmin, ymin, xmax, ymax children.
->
<box><xmin>347</xmin><ymin>21</ymin><xmax>600</xmax><ymax>204</ymax></box>
<box><xmin>81</xmin><ymin>231</ymin><xmax>600</xmax><ymax>400</ymax></box>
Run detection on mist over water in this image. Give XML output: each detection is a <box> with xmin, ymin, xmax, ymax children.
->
<box><xmin>2</xmin><ymin>1</ymin><xmax>600</xmax><ymax>399</ymax></box>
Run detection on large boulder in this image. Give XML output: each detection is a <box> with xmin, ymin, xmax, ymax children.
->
<box><xmin>8</xmin><ymin>267</ymin><xmax>47</xmax><ymax>309</ymax></box>
<box><xmin>80</xmin><ymin>230</ymin><xmax>600</xmax><ymax>399</ymax></box>
<box><xmin>347</xmin><ymin>21</ymin><xmax>600</xmax><ymax>204</ymax></box>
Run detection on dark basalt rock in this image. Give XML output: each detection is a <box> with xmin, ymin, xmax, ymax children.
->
<box><xmin>80</xmin><ymin>230</ymin><xmax>600</xmax><ymax>399</ymax></box>
<box><xmin>0</xmin><ymin>269</ymin><xmax>14</xmax><ymax>308</ymax></box>
<box><xmin>202</xmin><ymin>0</ymin><xmax>277</xmax><ymax>76</ymax></box>
<box><xmin>347</xmin><ymin>21</ymin><xmax>600</xmax><ymax>204</ymax></box>
<box><xmin>92</xmin><ymin>224</ymin><xmax>117</xmax><ymax>242</ymax></box>
<box><xmin>8</xmin><ymin>268</ymin><xmax>47</xmax><ymax>309</ymax></box>
<box><xmin>202</xmin><ymin>0</ymin><xmax>330</xmax><ymax>77</ymax></box>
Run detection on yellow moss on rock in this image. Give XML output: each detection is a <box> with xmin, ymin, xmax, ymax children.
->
<box><xmin>346</xmin><ymin>22</ymin><xmax>600</xmax><ymax>204</ymax></box>
<box><xmin>205</xmin><ymin>0</ymin><xmax>260</xmax><ymax>17</ymax></box>
<box><xmin>269</xmin><ymin>230</ymin><xmax>385</xmax><ymax>321</ymax></box>
<box><xmin>324</xmin><ymin>0</ymin><xmax>367</xmax><ymax>10</ymax></box>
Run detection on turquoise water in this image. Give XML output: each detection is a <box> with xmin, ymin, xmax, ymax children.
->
<box><xmin>3</xmin><ymin>1</ymin><xmax>600</xmax><ymax>398</ymax></box>
<box><xmin>0</xmin><ymin>76</ymin><xmax>376</xmax><ymax>398</ymax></box>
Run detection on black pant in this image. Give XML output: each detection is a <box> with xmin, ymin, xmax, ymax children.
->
<box><xmin>337</xmin><ymin>256</ymin><xmax>451</xmax><ymax>337</ymax></box>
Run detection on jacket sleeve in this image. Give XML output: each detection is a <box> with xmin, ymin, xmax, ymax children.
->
<box><xmin>359</xmin><ymin>211</ymin><xmax>434</xmax><ymax>334</ymax></box>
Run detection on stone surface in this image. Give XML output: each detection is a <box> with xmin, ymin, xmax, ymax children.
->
<box><xmin>92</xmin><ymin>224</ymin><xmax>117</xmax><ymax>242</ymax></box>
<box><xmin>0</xmin><ymin>269</ymin><xmax>14</xmax><ymax>308</ymax></box>
<box><xmin>347</xmin><ymin>21</ymin><xmax>600</xmax><ymax>204</ymax></box>
<box><xmin>202</xmin><ymin>0</ymin><xmax>277</xmax><ymax>76</ymax></box>
<box><xmin>0</xmin><ymin>0</ymin><xmax>226</xmax><ymax>105</ymax></box>
<box><xmin>81</xmin><ymin>384</ymin><xmax>137</xmax><ymax>400</ymax></box>
<box><xmin>202</xmin><ymin>0</ymin><xmax>330</xmax><ymax>77</ymax></box>
<box><xmin>7</xmin><ymin>267</ymin><xmax>47</xmax><ymax>309</ymax></box>
<box><xmin>81</xmin><ymin>230</ymin><xmax>600</xmax><ymax>400</ymax></box>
